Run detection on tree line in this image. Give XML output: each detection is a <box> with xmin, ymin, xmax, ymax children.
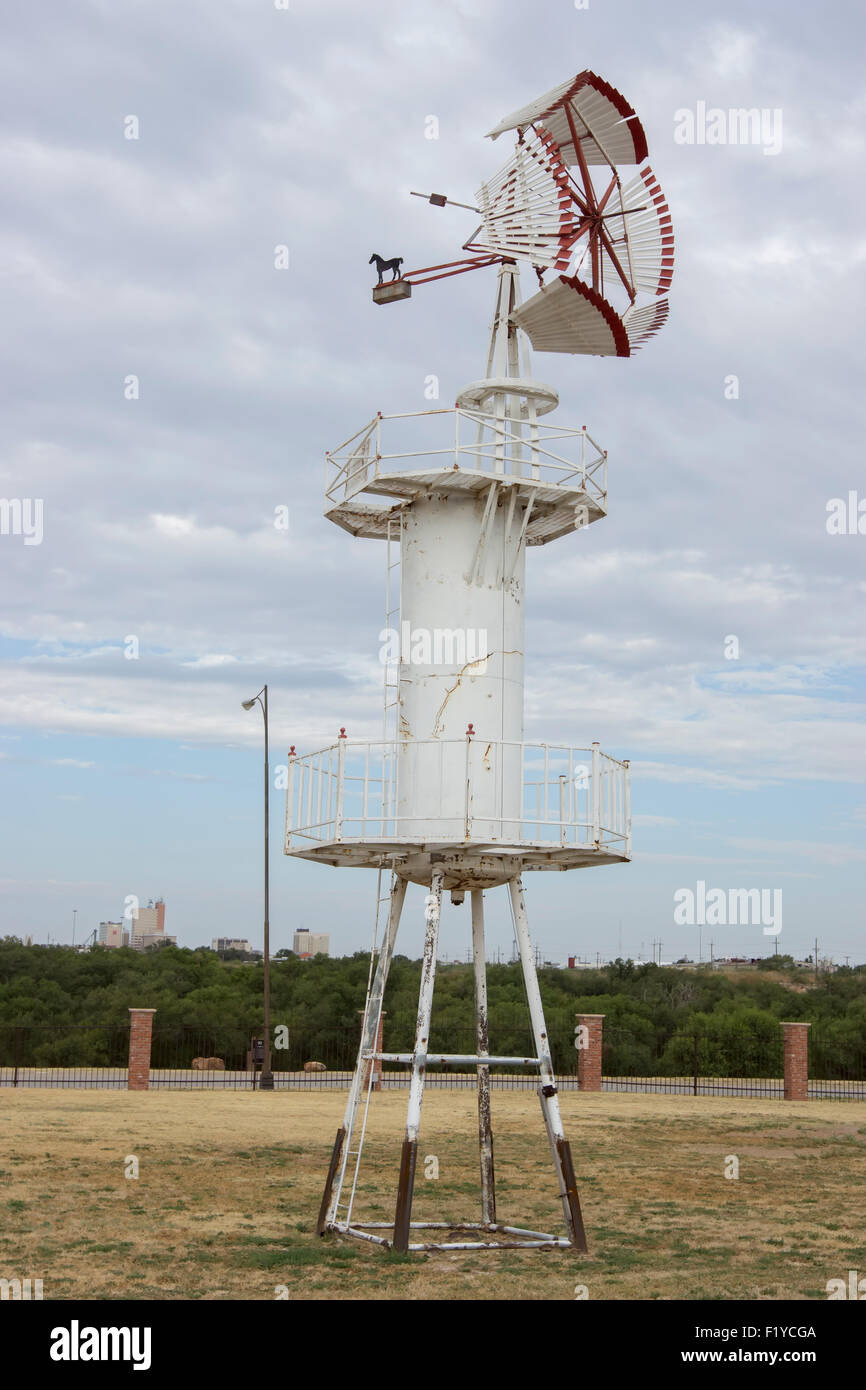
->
<box><xmin>0</xmin><ymin>938</ymin><xmax>863</xmax><ymax>1076</ymax></box>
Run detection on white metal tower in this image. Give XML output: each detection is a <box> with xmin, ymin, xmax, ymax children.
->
<box><xmin>285</xmin><ymin>69</ymin><xmax>674</xmax><ymax>1252</ymax></box>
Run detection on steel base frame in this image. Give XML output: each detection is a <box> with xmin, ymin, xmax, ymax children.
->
<box><xmin>317</xmin><ymin>868</ymin><xmax>588</xmax><ymax>1254</ymax></box>
<box><xmin>335</xmin><ymin>1221</ymin><xmax>572</xmax><ymax>1252</ymax></box>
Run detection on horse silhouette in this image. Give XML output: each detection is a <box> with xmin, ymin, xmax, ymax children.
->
<box><xmin>369</xmin><ymin>253</ymin><xmax>404</xmax><ymax>284</ymax></box>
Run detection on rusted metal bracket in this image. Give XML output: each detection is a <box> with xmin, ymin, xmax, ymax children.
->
<box><xmin>317</xmin><ymin>1126</ymin><xmax>346</xmax><ymax>1236</ymax></box>
<box><xmin>555</xmin><ymin>1137</ymin><xmax>588</xmax><ymax>1253</ymax></box>
<box><xmin>393</xmin><ymin>1138</ymin><xmax>418</xmax><ymax>1252</ymax></box>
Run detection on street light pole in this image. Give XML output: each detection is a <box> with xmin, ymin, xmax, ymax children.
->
<box><xmin>242</xmin><ymin>685</ymin><xmax>274</xmax><ymax>1090</ymax></box>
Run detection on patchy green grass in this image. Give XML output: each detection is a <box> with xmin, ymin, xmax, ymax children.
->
<box><xmin>0</xmin><ymin>1089</ymin><xmax>863</xmax><ymax>1300</ymax></box>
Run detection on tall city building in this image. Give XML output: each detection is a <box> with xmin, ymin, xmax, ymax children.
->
<box><xmin>132</xmin><ymin>900</ymin><xmax>165</xmax><ymax>937</ymax></box>
<box><xmin>130</xmin><ymin>898</ymin><xmax>168</xmax><ymax>951</ymax></box>
<box><xmin>293</xmin><ymin>927</ymin><xmax>329</xmax><ymax>958</ymax></box>
<box><xmin>97</xmin><ymin>921</ymin><xmax>126</xmax><ymax>948</ymax></box>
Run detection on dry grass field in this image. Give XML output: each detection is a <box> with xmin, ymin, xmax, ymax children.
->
<box><xmin>1</xmin><ymin>1088</ymin><xmax>864</xmax><ymax>1301</ymax></box>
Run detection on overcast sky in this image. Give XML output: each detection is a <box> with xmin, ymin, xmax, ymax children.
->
<box><xmin>1</xmin><ymin>0</ymin><xmax>863</xmax><ymax>965</ymax></box>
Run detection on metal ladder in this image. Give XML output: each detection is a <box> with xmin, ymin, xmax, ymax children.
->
<box><xmin>326</xmin><ymin>866</ymin><xmax>398</xmax><ymax>1233</ymax></box>
<box><xmin>321</xmin><ymin>512</ymin><xmax>406</xmax><ymax>1235</ymax></box>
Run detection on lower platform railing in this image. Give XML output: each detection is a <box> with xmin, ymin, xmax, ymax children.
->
<box><xmin>284</xmin><ymin>737</ymin><xmax>630</xmax><ymax>855</ymax></box>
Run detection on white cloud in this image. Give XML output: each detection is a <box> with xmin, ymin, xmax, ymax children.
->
<box><xmin>181</xmin><ymin>654</ymin><xmax>238</xmax><ymax>669</ymax></box>
<box><xmin>0</xmin><ymin>0</ymin><xmax>863</xmax><ymax>949</ymax></box>
<box><xmin>702</xmin><ymin>24</ymin><xmax>758</xmax><ymax>79</ymax></box>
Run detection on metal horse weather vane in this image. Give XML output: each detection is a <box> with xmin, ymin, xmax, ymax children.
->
<box><xmin>289</xmin><ymin>69</ymin><xmax>674</xmax><ymax>1255</ymax></box>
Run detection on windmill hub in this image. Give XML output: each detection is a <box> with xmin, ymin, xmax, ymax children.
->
<box><xmin>455</xmin><ymin>376</ymin><xmax>559</xmax><ymax>416</ymax></box>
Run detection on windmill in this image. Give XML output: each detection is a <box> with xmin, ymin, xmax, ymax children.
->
<box><xmin>286</xmin><ymin>70</ymin><xmax>674</xmax><ymax>1253</ymax></box>
<box><xmin>376</xmin><ymin>69</ymin><xmax>673</xmax><ymax>356</ymax></box>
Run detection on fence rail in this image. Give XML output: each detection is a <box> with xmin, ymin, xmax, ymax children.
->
<box><xmin>0</xmin><ymin>1024</ymin><xmax>131</xmax><ymax>1088</ymax></box>
<box><xmin>0</xmin><ymin>1019</ymin><xmax>862</xmax><ymax>1098</ymax></box>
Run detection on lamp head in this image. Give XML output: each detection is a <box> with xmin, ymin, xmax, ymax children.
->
<box><xmin>241</xmin><ymin>699</ymin><xmax>256</xmax><ymax>710</ymax></box>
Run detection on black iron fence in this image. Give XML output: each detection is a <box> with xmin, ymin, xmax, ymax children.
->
<box><xmin>148</xmin><ymin>1022</ymin><xmax>359</xmax><ymax>1088</ymax></box>
<box><xmin>0</xmin><ymin>1017</ymin><xmax>862</xmax><ymax>1097</ymax></box>
<box><xmin>0</xmin><ymin>1023</ymin><xmax>131</xmax><ymax>1087</ymax></box>
<box><xmin>808</xmin><ymin>1027</ymin><xmax>866</xmax><ymax>1100</ymax></box>
<box><xmin>599</xmin><ymin>1024</ymin><xmax>786</xmax><ymax>1097</ymax></box>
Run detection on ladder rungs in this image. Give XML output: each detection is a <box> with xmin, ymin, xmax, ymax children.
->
<box><xmin>374</xmin><ymin>1052</ymin><xmax>541</xmax><ymax>1067</ymax></box>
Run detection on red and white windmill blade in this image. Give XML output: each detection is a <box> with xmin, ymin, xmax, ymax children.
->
<box><xmin>393</xmin><ymin>71</ymin><xmax>674</xmax><ymax>358</ymax></box>
<box><xmin>473</xmin><ymin>70</ymin><xmax>674</xmax><ymax>356</ymax></box>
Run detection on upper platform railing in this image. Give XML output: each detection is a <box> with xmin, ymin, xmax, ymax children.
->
<box><xmin>284</xmin><ymin>737</ymin><xmax>629</xmax><ymax>857</ymax></box>
<box><xmin>325</xmin><ymin>407</ymin><xmax>607</xmax><ymax>511</ymax></box>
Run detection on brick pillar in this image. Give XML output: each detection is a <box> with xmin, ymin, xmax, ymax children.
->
<box><xmin>360</xmin><ymin>1012</ymin><xmax>386</xmax><ymax>1092</ymax></box>
<box><xmin>781</xmin><ymin>1021</ymin><xmax>810</xmax><ymax>1101</ymax></box>
<box><xmin>577</xmin><ymin>1013</ymin><xmax>605</xmax><ymax>1093</ymax></box>
<box><xmin>128</xmin><ymin>1008</ymin><xmax>156</xmax><ymax>1091</ymax></box>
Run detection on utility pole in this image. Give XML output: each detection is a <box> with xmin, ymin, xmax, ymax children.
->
<box><xmin>815</xmin><ymin>937</ymin><xmax>819</xmax><ymax>985</ymax></box>
<box><xmin>72</xmin><ymin>908</ymin><xmax>77</xmax><ymax>948</ymax></box>
<box><xmin>241</xmin><ymin>685</ymin><xmax>273</xmax><ymax>1091</ymax></box>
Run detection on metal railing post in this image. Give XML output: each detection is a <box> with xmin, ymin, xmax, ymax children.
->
<box><xmin>285</xmin><ymin>746</ymin><xmax>296</xmax><ymax>850</ymax></box>
<box><xmin>591</xmin><ymin>742</ymin><xmax>600</xmax><ymax>845</ymax></box>
<box><xmin>336</xmin><ymin>730</ymin><xmax>347</xmax><ymax>841</ymax></box>
<box><xmin>623</xmin><ymin>759</ymin><xmax>631</xmax><ymax>856</ymax></box>
<box><xmin>559</xmin><ymin>774</ymin><xmax>567</xmax><ymax>846</ymax></box>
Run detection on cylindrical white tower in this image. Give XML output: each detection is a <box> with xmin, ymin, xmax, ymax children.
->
<box><xmin>289</xmin><ymin>261</ymin><xmax>630</xmax><ymax>885</ymax></box>
<box><xmin>396</xmin><ymin>485</ymin><xmax>525</xmax><ymax>839</ymax></box>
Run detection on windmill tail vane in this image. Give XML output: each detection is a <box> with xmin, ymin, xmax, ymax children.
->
<box><xmin>371</xmin><ymin>68</ymin><xmax>675</xmax><ymax>357</ymax></box>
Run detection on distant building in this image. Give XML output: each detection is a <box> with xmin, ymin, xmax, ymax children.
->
<box><xmin>212</xmin><ymin>938</ymin><xmax>253</xmax><ymax>954</ymax></box>
<box><xmin>293</xmin><ymin>928</ymin><xmax>329</xmax><ymax>958</ymax></box>
<box><xmin>139</xmin><ymin>934</ymin><xmax>177</xmax><ymax>951</ymax></box>
<box><xmin>97</xmin><ymin>921</ymin><xmax>127</xmax><ymax>949</ymax></box>
<box><xmin>129</xmin><ymin>899</ymin><xmax>166</xmax><ymax>951</ymax></box>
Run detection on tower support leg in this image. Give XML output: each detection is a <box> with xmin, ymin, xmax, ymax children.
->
<box><xmin>471</xmin><ymin>888</ymin><xmax>496</xmax><ymax>1226</ymax></box>
<box><xmin>317</xmin><ymin>875</ymin><xmax>407</xmax><ymax>1235</ymax></box>
<box><xmin>508</xmin><ymin>876</ymin><xmax>588</xmax><ymax>1252</ymax></box>
<box><xmin>393</xmin><ymin>865</ymin><xmax>445</xmax><ymax>1251</ymax></box>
